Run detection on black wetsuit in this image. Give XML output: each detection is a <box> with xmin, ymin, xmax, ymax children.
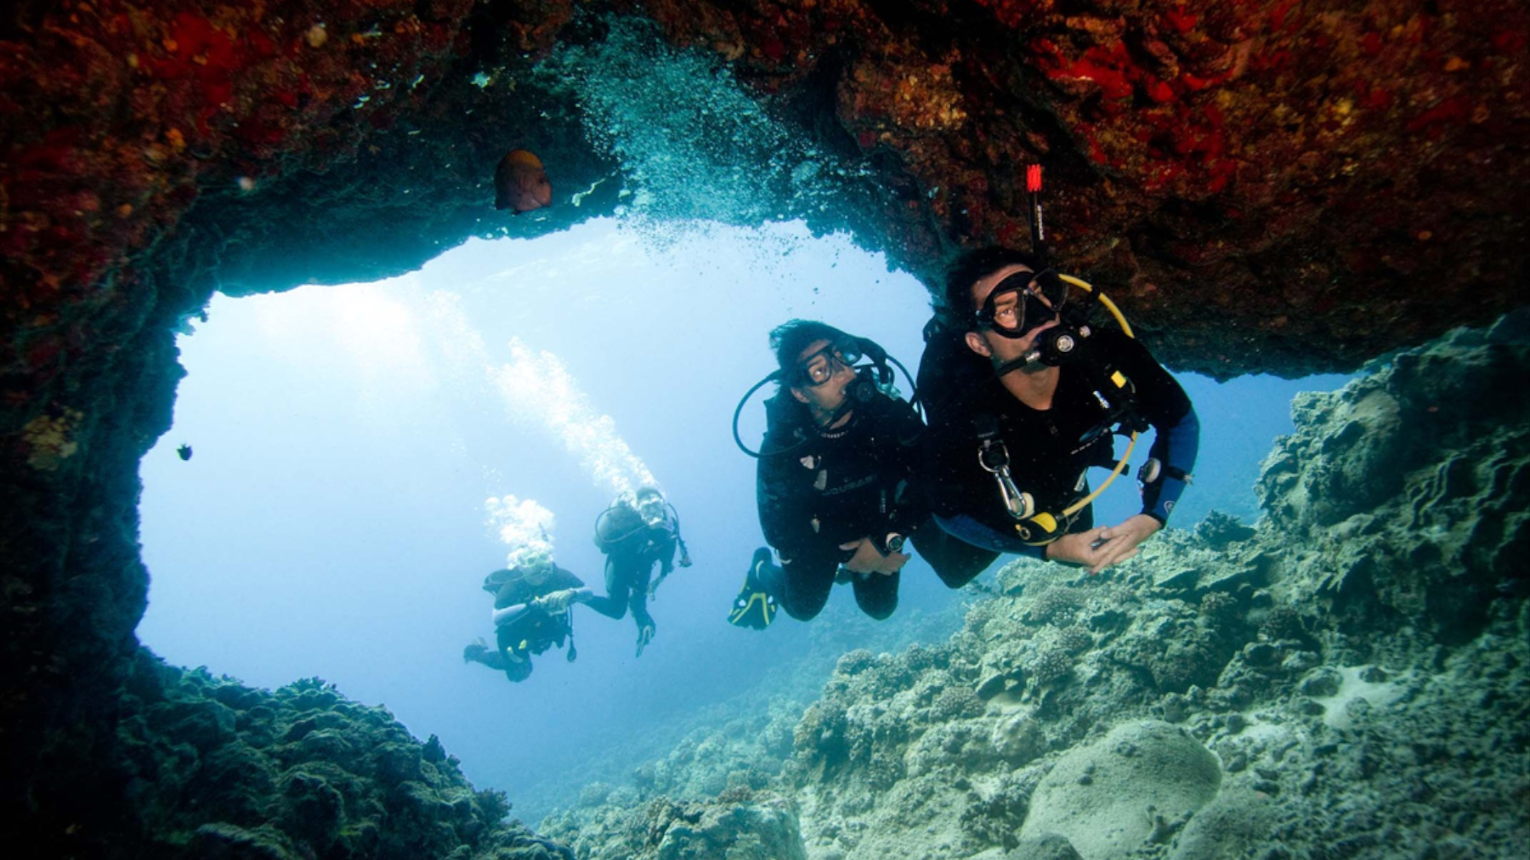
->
<box><xmin>920</xmin><ymin>326</ymin><xmax>1199</xmax><ymax>558</ymax></box>
<box><xmin>590</xmin><ymin>511</ymin><xmax>677</xmax><ymax>634</ymax></box>
<box><xmin>755</xmin><ymin>388</ymin><xmax>991</xmax><ymax>619</ymax></box>
<box><xmin>490</xmin><ymin>565</ymin><xmax>582</xmax><ymax>663</ymax></box>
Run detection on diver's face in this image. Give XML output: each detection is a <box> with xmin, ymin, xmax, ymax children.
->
<box><xmin>964</xmin><ymin>265</ymin><xmax>1061</xmax><ymax>367</ymax></box>
<box><xmin>790</xmin><ymin>338</ymin><xmax>855</xmax><ymax>425</ymax></box>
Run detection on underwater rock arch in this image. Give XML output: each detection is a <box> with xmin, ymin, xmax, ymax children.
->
<box><xmin>2</xmin><ymin>0</ymin><xmax>1528</xmax><ymax>854</ymax></box>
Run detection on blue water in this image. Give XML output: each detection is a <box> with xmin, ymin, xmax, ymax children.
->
<box><xmin>136</xmin><ymin>217</ymin><xmax>1348</xmax><ymax>822</ymax></box>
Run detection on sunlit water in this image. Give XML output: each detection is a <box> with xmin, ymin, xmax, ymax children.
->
<box><xmin>137</xmin><ymin>218</ymin><xmax>1349</xmax><ymax>822</ymax></box>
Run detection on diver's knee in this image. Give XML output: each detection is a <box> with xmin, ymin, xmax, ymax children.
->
<box><xmin>779</xmin><ymin>598</ymin><xmax>826</xmax><ymax>622</ymax></box>
<box><xmin>504</xmin><ymin>656</ymin><xmax>533</xmax><ymax>683</ymax></box>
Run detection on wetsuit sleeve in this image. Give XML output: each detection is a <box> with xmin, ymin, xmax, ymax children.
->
<box><xmin>655</xmin><ymin>527</ymin><xmax>677</xmax><ymax>575</ymax></box>
<box><xmin>1107</xmin><ymin>332</ymin><xmax>1199</xmax><ymax>524</ymax></box>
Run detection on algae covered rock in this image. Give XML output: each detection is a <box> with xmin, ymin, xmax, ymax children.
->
<box><xmin>542</xmin><ymin>793</ymin><xmax>806</xmax><ymax>860</ymax></box>
<box><xmin>1255</xmin><ymin>313</ymin><xmax>1530</xmax><ymax>640</ymax></box>
<box><xmin>1166</xmin><ymin>785</ymin><xmax>1279</xmax><ymax>860</ymax></box>
<box><xmin>1020</xmin><ymin>721</ymin><xmax>1220</xmax><ymax>860</ymax></box>
<box><xmin>110</xmin><ymin>649</ymin><xmax>568</xmax><ymax>860</ymax></box>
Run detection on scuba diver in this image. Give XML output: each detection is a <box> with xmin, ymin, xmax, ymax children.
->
<box><xmin>464</xmin><ymin>551</ymin><xmax>592</xmax><ymax>683</ymax></box>
<box><xmin>919</xmin><ymin>241</ymin><xmax>1199</xmax><ymax>575</ymax></box>
<box><xmin>729</xmin><ymin>320</ymin><xmax>994</xmax><ymax>628</ymax></box>
<box><xmin>589</xmin><ymin>487</ymin><xmax>691</xmax><ymax>656</ymax></box>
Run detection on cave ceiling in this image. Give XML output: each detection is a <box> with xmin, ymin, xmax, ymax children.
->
<box><xmin>4</xmin><ymin>0</ymin><xmax>1527</xmax><ymax>389</ymax></box>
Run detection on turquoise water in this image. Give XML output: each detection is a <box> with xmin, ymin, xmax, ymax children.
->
<box><xmin>136</xmin><ymin>217</ymin><xmax>1349</xmax><ymax>822</ymax></box>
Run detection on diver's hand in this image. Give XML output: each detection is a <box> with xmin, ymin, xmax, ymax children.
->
<box><xmin>1043</xmin><ymin>527</ymin><xmax>1112</xmax><ymax>571</ymax></box>
<box><xmin>1084</xmin><ymin>514</ymin><xmax>1160</xmax><ymax>574</ymax></box>
<box><xmin>532</xmin><ymin>589</ymin><xmax>577</xmax><ymax>614</ymax></box>
<box><xmin>839</xmin><ymin>537</ymin><xmax>909</xmax><ymax>576</ymax></box>
<box><xmin>678</xmin><ymin>548</ymin><xmax>693</xmax><ymax>568</ymax></box>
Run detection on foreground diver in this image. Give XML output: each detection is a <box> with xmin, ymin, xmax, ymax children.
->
<box><xmin>730</xmin><ymin>320</ymin><xmax>993</xmax><ymax>627</ymax></box>
<box><xmin>919</xmin><ymin>246</ymin><xmax>1200</xmax><ymax>575</ymax></box>
<box><xmin>463</xmin><ymin>551</ymin><xmax>592</xmax><ymax>682</ymax></box>
<box><xmin>590</xmin><ymin>487</ymin><xmax>691</xmax><ymax>656</ymax></box>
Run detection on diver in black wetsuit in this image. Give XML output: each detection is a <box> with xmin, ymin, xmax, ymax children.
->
<box><xmin>919</xmin><ymin>246</ymin><xmax>1200</xmax><ymax>576</ymax></box>
<box><xmin>463</xmin><ymin>553</ymin><xmax>591</xmax><ymax>682</ymax></box>
<box><xmin>730</xmin><ymin>320</ymin><xmax>993</xmax><ymax>627</ymax></box>
<box><xmin>589</xmin><ymin>488</ymin><xmax>690</xmax><ymax>656</ymax></box>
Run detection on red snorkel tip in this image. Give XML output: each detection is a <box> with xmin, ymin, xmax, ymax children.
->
<box><xmin>1026</xmin><ymin>164</ymin><xmax>1043</xmax><ymax>193</ymax></box>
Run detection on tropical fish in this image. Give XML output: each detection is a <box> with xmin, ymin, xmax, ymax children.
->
<box><xmin>176</xmin><ymin>443</ymin><xmax>192</xmax><ymax>461</ymax></box>
<box><xmin>495</xmin><ymin>149</ymin><xmax>552</xmax><ymax>213</ymax></box>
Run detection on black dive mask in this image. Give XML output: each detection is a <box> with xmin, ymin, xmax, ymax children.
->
<box><xmin>792</xmin><ymin>338</ymin><xmax>865</xmax><ymax>388</ymax></box>
<box><xmin>975</xmin><ymin>269</ymin><xmax>1068</xmax><ymax>340</ymax></box>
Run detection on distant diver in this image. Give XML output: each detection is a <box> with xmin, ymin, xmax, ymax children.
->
<box><xmin>176</xmin><ymin>443</ymin><xmax>192</xmax><ymax>461</ymax></box>
<box><xmin>589</xmin><ymin>488</ymin><xmax>691</xmax><ymax>657</ymax></box>
<box><xmin>494</xmin><ymin>148</ymin><xmax>552</xmax><ymax>213</ymax></box>
<box><xmin>464</xmin><ymin>552</ymin><xmax>593</xmax><ymax>683</ymax></box>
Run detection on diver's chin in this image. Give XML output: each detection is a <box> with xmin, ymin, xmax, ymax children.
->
<box><xmin>811</xmin><ymin>401</ymin><xmax>851</xmax><ymax>428</ymax></box>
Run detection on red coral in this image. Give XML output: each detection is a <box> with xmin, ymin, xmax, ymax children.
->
<box><xmin>1405</xmin><ymin>95</ymin><xmax>1473</xmax><ymax>134</ymax></box>
<box><xmin>1164</xmin><ymin>7</ymin><xmax>1198</xmax><ymax>35</ymax></box>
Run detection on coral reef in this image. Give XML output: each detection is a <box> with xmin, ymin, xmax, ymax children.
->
<box><xmin>61</xmin><ymin>649</ymin><xmax>575</xmax><ymax>860</ymax></box>
<box><xmin>544</xmin><ymin>315</ymin><xmax>1530</xmax><ymax>859</ymax></box>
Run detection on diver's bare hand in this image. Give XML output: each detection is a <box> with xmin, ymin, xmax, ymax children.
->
<box><xmin>839</xmin><ymin>538</ymin><xmax>909</xmax><ymax>576</ymax></box>
<box><xmin>1043</xmin><ymin>527</ymin><xmax>1112</xmax><ymax>570</ymax></box>
<box><xmin>532</xmin><ymin>589</ymin><xmax>576</xmax><ymax>614</ymax></box>
<box><xmin>1083</xmin><ymin>514</ymin><xmax>1160</xmax><ymax>574</ymax></box>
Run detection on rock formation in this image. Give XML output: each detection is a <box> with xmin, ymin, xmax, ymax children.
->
<box><xmin>542</xmin><ymin>315</ymin><xmax>1530</xmax><ymax>859</ymax></box>
<box><xmin>36</xmin><ymin>649</ymin><xmax>576</xmax><ymax>858</ymax></box>
<box><xmin>3</xmin><ymin>0</ymin><xmax>1528</xmax><ymax>854</ymax></box>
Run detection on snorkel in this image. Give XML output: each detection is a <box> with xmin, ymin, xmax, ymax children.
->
<box><xmin>731</xmin><ymin>335</ymin><xmax>916</xmax><ymax>458</ymax></box>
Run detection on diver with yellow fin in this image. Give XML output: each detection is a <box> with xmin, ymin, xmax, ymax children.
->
<box><xmin>728</xmin><ymin>547</ymin><xmax>780</xmax><ymax>630</ymax></box>
<box><xmin>919</xmin><ymin>165</ymin><xmax>1199</xmax><ymax>576</ymax></box>
<box><xmin>729</xmin><ymin>321</ymin><xmax>995</xmax><ymax>627</ymax></box>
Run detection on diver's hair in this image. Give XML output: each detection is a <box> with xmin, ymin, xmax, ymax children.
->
<box><xmin>769</xmin><ymin>320</ymin><xmax>852</xmax><ymax>375</ymax></box>
<box><xmin>938</xmin><ymin>247</ymin><xmax>1044</xmax><ymax>332</ymax></box>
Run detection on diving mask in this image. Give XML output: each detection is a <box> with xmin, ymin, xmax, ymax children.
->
<box><xmin>794</xmin><ymin>339</ymin><xmax>864</xmax><ymax>388</ymax></box>
<box><xmin>976</xmin><ymin>268</ymin><xmax>1068</xmax><ymax>339</ymax></box>
<box><xmin>636</xmin><ymin>493</ymin><xmax>666</xmax><ymax>527</ymax></box>
<box><xmin>513</xmin><ymin>548</ymin><xmax>554</xmax><ymax>583</ymax></box>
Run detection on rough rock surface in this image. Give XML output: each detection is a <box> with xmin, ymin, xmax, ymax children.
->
<box><xmin>543</xmin><ymin>315</ymin><xmax>1530</xmax><ymax>860</ymax></box>
<box><xmin>3</xmin><ymin>0</ymin><xmax>1529</xmax><ymax>853</ymax></box>
<box><xmin>46</xmin><ymin>648</ymin><xmax>574</xmax><ymax>859</ymax></box>
<box><xmin>1020</xmin><ymin>720</ymin><xmax>1221</xmax><ymax>860</ymax></box>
